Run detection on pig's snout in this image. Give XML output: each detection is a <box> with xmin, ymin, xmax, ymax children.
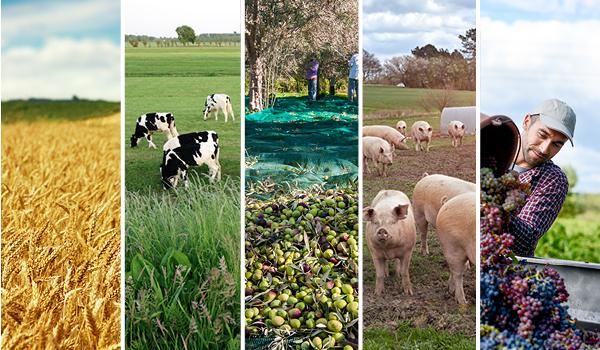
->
<box><xmin>376</xmin><ymin>228</ymin><xmax>390</xmax><ymax>241</ymax></box>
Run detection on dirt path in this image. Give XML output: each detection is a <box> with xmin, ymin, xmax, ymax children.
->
<box><xmin>362</xmin><ymin>134</ymin><xmax>476</xmax><ymax>338</ymax></box>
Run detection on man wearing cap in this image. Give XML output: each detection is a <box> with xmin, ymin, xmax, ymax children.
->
<box><xmin>510</xmin><ymin>98</ymin><xmax>576</xmax><ymax>257</ymax></box>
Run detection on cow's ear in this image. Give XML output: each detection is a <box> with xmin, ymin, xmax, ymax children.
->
<box><xmin>393</xmin><ymin>204</ymin><xmax>409</xmax><ymax>220</ymax></box>
<box><xmin>363</xmin><ymin>207</ymin><xmax>375</xmax><ymax>221</ymax></box>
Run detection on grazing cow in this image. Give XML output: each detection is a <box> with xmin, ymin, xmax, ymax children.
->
<box><xmin>203</xmin><ymin>94</ymin><xmax>235</xmax><ymax>122</ymax></box>
<box><xmin>130</xmin><ymin>112</ymin><xmax>178</xmax><ymax>148</ymax></box>
<box><xmin>161</xmin><ymin>131</ymin><xmax>219</xmax><ymax>172</ymax></box>
<box><xmin>161</xmin><ymin>133</ymin><xmax>221</xmax><ymax>189</ymax></box>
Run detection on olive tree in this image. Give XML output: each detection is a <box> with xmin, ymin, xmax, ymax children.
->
<box><xmin>246</xmin><ymin>0</ymin><xmax>358</xmax><ymax>111</ymax></box>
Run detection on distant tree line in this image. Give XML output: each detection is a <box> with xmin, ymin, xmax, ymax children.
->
<box><xmin>364</xmin><ymin>28</ymin><xmax>475</xmax><ymax>91</ymax></box>
<box><xmin>125</xmin><ymin>32</ymin><xmax>240</xmax><ymax>48</ymax></box>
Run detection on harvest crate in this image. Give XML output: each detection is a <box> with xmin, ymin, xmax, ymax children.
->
<box><xmin>520</xmin><ymin>257</ymin><xmax>600</xmax><ymax>331</ymax></box>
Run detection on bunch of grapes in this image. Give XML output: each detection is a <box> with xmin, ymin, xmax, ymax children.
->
<box><xmin>480</xmin><ymin>168</ymin><xmax>600</xmax><ymax>349</ymax></box>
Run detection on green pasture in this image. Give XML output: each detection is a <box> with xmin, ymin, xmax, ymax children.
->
<box><xmin>1</xmin><ymin>99</ymin><xmax>119</xmax><ymax>123</ymax></box>
<box><xmin>363</xmin><ymin>85</ymin><xmax>475</xmax><ymax>117</ymax></box>
<box><xmin>125</xmin><ymin>45</ymin><xmax>241</xmax><ymax>349</ymax></box>
<box><xmin>536</xmin><ymin>194</ymin><xmax>600</xmax><ymax>263</ymax></box>
<box><xmin>125</xmin><ymin>46</ymin><xmax>240</xmax><ymax>192</ymax></box>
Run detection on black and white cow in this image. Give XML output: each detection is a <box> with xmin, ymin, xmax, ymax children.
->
<box><xmin>130</xmin><ymin>112</ymin><xmax>178</xmax><ymax>148</ymax></box>
<box><xmin>203</xmin><ymin>94</ymin><xmax>234</xmax><ymax>122</ymax></box>
<box><xmin>160</xmin><ymin>132</ymin><xmax>221</xmax><ymax>189</ymax></box>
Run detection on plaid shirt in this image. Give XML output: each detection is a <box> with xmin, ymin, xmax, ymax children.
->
<box><xmin>509</xmin><ymin>160</ymin><xmax>568</xmax><ymax>257</ymax></box>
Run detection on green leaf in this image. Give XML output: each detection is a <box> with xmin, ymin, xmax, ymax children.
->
<box><xmin>172</xmin><ymin>249</ymin><xmax>192</xmax><ymax>268</ymax></box>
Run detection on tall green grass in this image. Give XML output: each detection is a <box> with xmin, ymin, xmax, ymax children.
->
<box><xmin>1</xmin><ymin>99</ymin><xmax>119</xmax><ymax>123</ymax></box>
<box><xmin>125</xmin><ymin>177</ymin><xmax>241</xmax><ymax>349</ymax></box>
<box><xmin>364</xmin><ymin>322</ymin><xmax>475</xmax><ymax>350</ymax></box>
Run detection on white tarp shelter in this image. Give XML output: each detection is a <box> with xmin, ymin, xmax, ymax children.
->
<box><xmin>440</xmin><ymin>106</ymin><xmax>476</xmax><ymax>135</ymax></box>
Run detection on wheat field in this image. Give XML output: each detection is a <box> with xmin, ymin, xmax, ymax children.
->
<box><xmin>1</xmin><ymin>114</ymin><xmax>121</xmax><ymax>349</ymax></box>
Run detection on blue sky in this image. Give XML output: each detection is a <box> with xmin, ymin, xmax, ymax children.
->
<box><xmin>1</xmin><ymin>0</ymin><xmax>120</xmax><ymax>100</ymax></box>
<box><xmin>481</xmin><ymin>0</ymin><xmax>600</xmax><ymax>193</ymax></box>
<box><xmin>363</xmin><ymin>0</ymin><xmax>475</xmax><ymax>61</ymax></box>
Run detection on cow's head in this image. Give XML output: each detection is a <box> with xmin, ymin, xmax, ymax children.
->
<box><xmin>161</xmin><ymin>152</ymin><xmax>186</xmax><ymax>189</ymax></box>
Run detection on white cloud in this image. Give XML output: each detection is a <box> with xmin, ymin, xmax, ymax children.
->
<box><xmin>2</xmin><ymin>38</ymin><xmax>120</xmax><ymax>101</ymax></box>
<box><xmin>2</xmin><ymin>0</ymin><xmax>119</xmax><ymax>47</ymax></box>
<box><xmin>123</xmin><ymin>0</ymin><xmax>241</xmax><ymax>37</ymax></box>
<box><xmin>480</xmin><ymin>17</ymin><xmax>600</xmax><ymax>117</ymax></box>
<box><xmin>363</xmin><ymin>7</ymin><xmax>474</xmax><ymax>60</ymax></box>
<box><xmin>364</xmin><ymin>12</ymin><xmax>469</xmax><ymax>34</ymax></box>
<box><xmin>365</xmin><ymin>30</ymin><xmax>461</xmax><ymax>60</ymax></box>
<box><xmin>488</xmin><ymin>0</ymin><xmax>600</xmax><ymax>15</ymax></box>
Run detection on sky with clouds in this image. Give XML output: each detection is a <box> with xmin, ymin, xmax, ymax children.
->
<box><xmin>481</xmin><ymin>0</ymin><xmax>600</xmax><ymax>193</ymax></box>
<box><xmin>123</xmin><ymin>0</ymin><xmax>241</xmax><ymax>37</ymax></box>
<box><xmin>363</xmin><ymin>0</ymin><xmax>475</xmax><ymax>61</ymax></box>
<box><xmin>2</xmin><ymin>0</ymin><xmax>120</xmax><ymax>101</ymax></box>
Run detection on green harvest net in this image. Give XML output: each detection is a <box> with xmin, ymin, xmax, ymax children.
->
<box><xmin>245</xmin><ymin>96</ymin><xmax>358</xmax><ymax>198</ymax></box>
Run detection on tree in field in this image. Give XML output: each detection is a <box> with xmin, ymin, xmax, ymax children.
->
<box><xmin>412</xmin><ymin>44</ymin><xmax>450</xmax><ymax>59</ymax></box>
<box><xmin>245</xmin><ymin>0</ymin><xmax>358</xmax><ymax>111</ymax></box>
<box><xmin>176</xmin><ymin>25</ymin><xmax>196</xmax><ymax>45</ymax></box>
<box><xmin>459</xmin><ymin>28</ymin><xmax>476</xmax><ymax>61</ymax></box>
<box><xmin>363</xmin><ymin>50</ymin><xmax>382</xmax><ymax>83</ymax></box>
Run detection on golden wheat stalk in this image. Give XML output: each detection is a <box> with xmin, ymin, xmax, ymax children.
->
<box><xmin>1</xmin><ymin>114</ymin><xmax>121</xmax><ymax>349</ymax></box>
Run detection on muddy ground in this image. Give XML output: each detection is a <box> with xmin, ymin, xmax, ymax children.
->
<box><xmin>363</xmin><ymin>132</ymin><xmax>477</xmax><ymax>338</ymax></box>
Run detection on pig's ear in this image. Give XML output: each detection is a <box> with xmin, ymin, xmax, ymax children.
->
<box><xmin>363</xmin><ymin>207</ymin><xmax>375</xmax><ymax>221</ymax></box>
<box><xmin>440</xmin><ymin>195</ymin><xmax>448</xmax><ymax>206</ymax></box>
<box><xmin>393</xmin><ymin>204</ymin><xmax>409</xmax><ymax>220</ymax></box>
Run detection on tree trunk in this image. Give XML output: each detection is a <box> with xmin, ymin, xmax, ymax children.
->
<box><xmin>317</xmin><ymin>75</ymin><xmax>321</xmax><ymax>99</ymax></box>
<box><xmin>329</xmin><ymin>77</ymin><xmax>336</xmax><ymax>95</ymax></box>
<box><xmin>249</xmin><ymin>54</ymin><xmax>264</xmax><ymax>111</ymax></box>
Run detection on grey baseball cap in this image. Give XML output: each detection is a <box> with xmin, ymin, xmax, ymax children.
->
<box><xmin>531</xmin><ymin>98</ymin><xmax>576</xmax><ymax>146</ymax></box>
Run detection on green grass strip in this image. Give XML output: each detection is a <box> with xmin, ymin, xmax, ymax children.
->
<box><xmin>1</xmin><ymin>99</ymin><xmax>119</xmax><ymax>123</ymax></box>
<box><xmin>364</xmin><ymin>322</ymin><xmax>475</xmax><ymax>350</ymax></box>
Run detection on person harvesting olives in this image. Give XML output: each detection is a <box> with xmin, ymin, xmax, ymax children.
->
<box><xmin>508</xmin><ymin>98</ymin><xmax>576</xmax><ymax>257</ymax></box>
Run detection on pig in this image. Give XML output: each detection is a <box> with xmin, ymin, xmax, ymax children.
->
<box><xmin>363</xmin><ymin>125</ymin><xmax>409</xmax><ymax>151</ymax></box>
<box><xmin>448</xmin><ymin>120</ymin><xmax>465</xmax><ymax>147</ymax></box>
<box><xmin>411</xmin><ymin>121</ymin><xmax>433</xmax><ymax>152</ymax></box>
<box><xmin>363</xmin><ymin>136</ymin><xmax>394</xmax><ymax>176</ymax></box>
<box><xmin>412</xmin><ymin>174</ymin><xmax>476</xmax><ymax>255</ymax></box>
<box><xmin>436</xmin><ymin>192</ymin><xmax>476</xmax><ymax>304</ymax></box>
<box><xmin>364</xmin><ymin>190</ymin><xmax>416</xmax><ymax>295</ymax></box>
<box><xmin>395</xmin><ymin>120</ymin><xmax>407</xmax><ymax>137</ymax></box>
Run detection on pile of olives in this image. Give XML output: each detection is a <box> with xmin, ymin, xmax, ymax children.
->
<box><xmin>245</xmin><ymin>188</ymin><xmax>359</xmax><ymax>349</ymax></box>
